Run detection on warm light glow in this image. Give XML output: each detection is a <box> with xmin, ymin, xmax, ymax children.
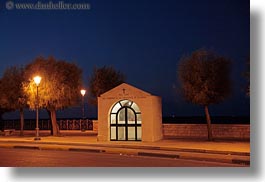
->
<box><xmin>33</xmin><ymin>76</ymin><xmax>42</xmax><ymax>86</ymax></box>
<box><xmin>80</xmin><ymin>89</ymin><xmax>86</xmax><ymax>96</ymax></box>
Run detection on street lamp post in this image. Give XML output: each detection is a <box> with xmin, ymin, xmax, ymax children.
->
<box><xmin>80</xmin><ymin>89</ymin><xmax>86</xmax><ymax>119</ymax></box>
<box><xmin>34</xmin><ymin>76</ymin><xmax>41</xmax><ymax>141</ymax></box>
<box><xmin>80</xmin><ymin>89</ymin><xmax>86</xmax><ymax>131</ymax></box>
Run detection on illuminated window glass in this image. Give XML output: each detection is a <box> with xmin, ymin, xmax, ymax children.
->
<box><xmin>137</xmin><ymin>127</ymin><xmax>142</xmax><ymax>140</ymax></box>
<box><xmin>111</xmin><ymin>127</ymin><xmax>116</xmax><ymax>140</ymax></box>
<box><xmin>118</xmin><ymin>108</ymin><xmax>125</xmax><ymax>124</ymax></box>
<box><xmin>137</xmin><ymin>114</ymin><xmax>142</xmax><ymax>124</ymax></box>
<box><xmin>111</xmin><ymin>103</ymin><xmax>121</xmax><ymax>113</ymax></box>
<box><xmin>131</xmin><ymin>103</ymin><xmax>140</xmax><ymax>112</ymax></box>
<box><xmin>127</xmin><ymin>108</ymin><xmax>136</xmax><ymax>124</ymax></box>
<box><xmin>118</xmin><ymin>127</ymin><xmax>126</xmax><ymax>140</ymax></box>
<box><xmin>110</xmin><ymin>100</ymin><xmax>141</xmax><ymax>141</ymax></box>
<box><xmin>110</xmin><ymin>114</ymin><xmax>116</xmax><ymax>124</ymax></box>
<box><xmin>128</xmin><ymin>127</ymin><xmax>136</xmax><ymax>140</ymax></box>
<box><xmin>120</xmin><ymin>100</ymin><xmax>132</xmax><ymax>107</ymax></box>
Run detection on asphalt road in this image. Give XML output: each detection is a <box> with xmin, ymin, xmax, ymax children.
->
<box><xmin>0</xmin><ymin>148</ymin><xmax>242</xmax><ymax>167</ymax></box>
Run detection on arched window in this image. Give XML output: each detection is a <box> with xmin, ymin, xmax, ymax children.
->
<box><xmin>110</xmin><ymin>100</ymin><xmax>141</xmax><ymax>141</ymax></box>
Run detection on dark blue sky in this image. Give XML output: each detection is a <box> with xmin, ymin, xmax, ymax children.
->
<box><xmin>0</xmin><ymin>0</ymin><xmax>249</xmax><ymax>118</ymax></box>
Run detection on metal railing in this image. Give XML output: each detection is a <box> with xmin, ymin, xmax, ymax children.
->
<box><xmin>2</xmin><ymin>119</ymin><xmax>93</xmax><ymax>130</ymax></box>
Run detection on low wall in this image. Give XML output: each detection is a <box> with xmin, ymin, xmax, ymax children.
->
<box><xmin>87</xmin><ymin>122</ymin><xmax>250</xmax><ymax>140</ymax></box>
<box><xmin>92</xmin><ymin>120</ymin><xmax>98</xmax><ymax>132</ymax></box>
<box><xmin>163</xmin><ymin>124</ymin><xmax>250</xmax><ymax>140</ymax></box>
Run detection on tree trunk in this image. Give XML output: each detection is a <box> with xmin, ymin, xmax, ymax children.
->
<box><xmin>49</xmin><ymin>109</ymin><xmax>60</xmax><ymax>136</ymax></box>
<box><xmin>19</xmin><ymin>108</ymin><xmax>24</xmax><ymax>136</ymax></box>
<box><xmin>0</xmin><ymin>114</ymin><xmax>3</xmax><ymax>132</ymax></box>
<box><xmin>204</xmin><ymin>105</ymin><xmax>213</xmax><ymax>141</ymax></box>
<box><xmin>47</xmin><ymin>110</ymin><xmax>53</xmax><ymax>135</ymax></box>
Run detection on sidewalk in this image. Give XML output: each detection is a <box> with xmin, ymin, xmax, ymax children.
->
<box><xmin>0</xmin><ymin>130</ymin><xmax>250</xmax><ymax>166</ymax></box>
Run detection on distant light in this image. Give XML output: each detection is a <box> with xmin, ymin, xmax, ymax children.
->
<box><xmin>33</xmin><ymin>76</ymin><xmax>42</xmax><ymax>86</ymax></box>
<box><xmin>80</xmin><ymin>89</ymin><xmax>86</xmax><ymax>96</ymax></box>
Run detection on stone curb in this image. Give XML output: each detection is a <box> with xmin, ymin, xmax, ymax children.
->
<box><xmin>0</xmin><ymin>140</ymin><xmax>250</xmax><ymax>156</ymax></box>
<box><xmin>0</xmin><ymin>144</ymin><xmax>250</xmax><ymax>166</ymax></box>
<box><xmin>159</xmin><ymin>147</ymin><xmax>250</xmax><ymax>156</ymax></box>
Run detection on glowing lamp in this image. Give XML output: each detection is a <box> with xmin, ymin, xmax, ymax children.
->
<box><xmin>80</xmin><ymin>89</ymin><xmax>86</xmax><ymax>96</ymax></box>
<box><xmin>33</xmin><ymin>76</ymin><xmax>42</xmax><ymax>86</ymax></box>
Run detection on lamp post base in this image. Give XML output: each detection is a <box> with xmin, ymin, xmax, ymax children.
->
<box><xmin>34</xmin><ymin>127</ymin><xmax>41</xmax><ymax>141</ymax></box>
<box><xmin>34</xmin><ymin>137</ymin><xmax>41</xmax><ymax>141</ymax></box>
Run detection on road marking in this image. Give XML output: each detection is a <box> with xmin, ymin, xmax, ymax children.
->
<box><xmin>69</xmin><ymin>148</ymin><xmax>105</xmax><ymax>153</ymax></box>
<box><xmin>138</xmin><ymin>152</ymin><xmax>179</xmax><ymax>159</ymax></box>
<box><xmin>232</xmin><ymin>159</ymin><xmax>250</xmax><ymax>165</ymax></box>
<box><xmin>13</xmin><ymin>146</ymin><xmax>40</xmax><ymax>150</ymax></box>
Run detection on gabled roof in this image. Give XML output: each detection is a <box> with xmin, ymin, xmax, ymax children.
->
<box><xmin>100</xmin><ymin>83</ymin><xmax>152</xmax><ymax>98</ymax></box>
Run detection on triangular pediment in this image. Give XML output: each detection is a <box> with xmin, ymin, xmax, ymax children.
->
<box><xmin>100</xmin><ymin>83</ymin><xmax>151</xmax><ymax>99</ymax></box>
